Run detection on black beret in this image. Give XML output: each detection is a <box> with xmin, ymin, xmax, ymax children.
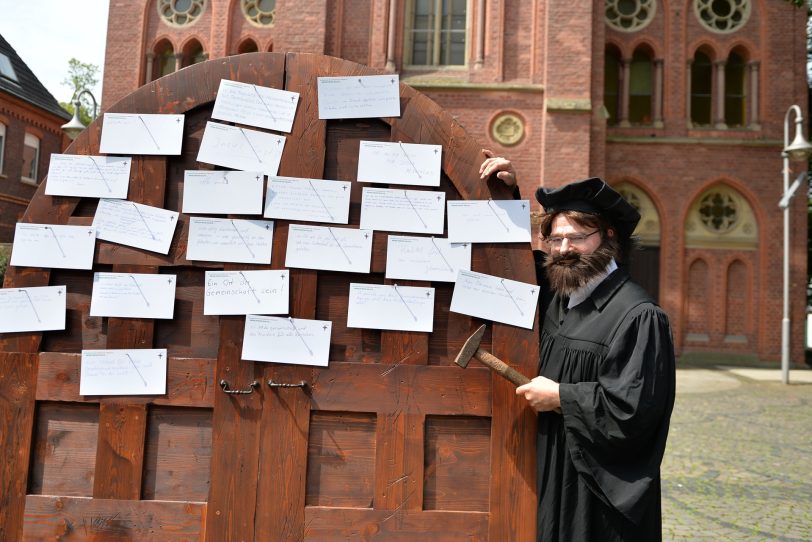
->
<box><xmin>535</xmin><ymin>178</ymin><xmax>640</xmax><ymax>240</ymax></box>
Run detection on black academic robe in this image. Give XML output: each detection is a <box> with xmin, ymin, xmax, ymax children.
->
<box><xmin>536</xmin><ymin>267</ymin><xmax>676</xmax><ymax>542</ymax></box>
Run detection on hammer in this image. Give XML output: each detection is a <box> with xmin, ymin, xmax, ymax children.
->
<box><xmin>454</xmin><ymin>324</ymin><xmax>530</xmax><ymax>387</ymax></box>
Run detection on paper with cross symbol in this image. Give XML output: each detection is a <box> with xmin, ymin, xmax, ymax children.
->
<box><xmin>264</xmin><ymin>176</ymin><xmax>352</xmax><ymax>224</ymax></box>
<box><xmin>89</xmin><ymin>272</ymin><xmax>177</xmax><ymax>319</ymax></box>
<box><xmin>197</xmin><ymin>121</ymin><xmax>286</xmax><ymax>177</ymax></box>
<box><xmin>204</xmin><ymin>270</ymin><xmax>289</xmax><ymax>315</ymax></box>
<box><xmin>186</xmin><ymin>217</ymin><xmax>274</xmax><ymax>264</ymax></box>
<box><xmin>317</xmin><ymin>74</ymin><xmax>401</xmax><ymax>119</ymax></box>
<box><xmin>45</xmin><ymin>154</ymin><xmax>131</xmax><ymax>198</ymax></box>
<box><xmin>0</xmin><ymin>286</ymin><xmax>66</xmax><ymax>333</ymax></box>
<box><xmin>360</xmin><ymin>187</ymin><xmax>445</xmax><ymax>234</ymax></box>
<box><xmin>447</xmin><ymin>199</ymin><xmax>532</xmax><ymax>243</ymax></box>
<box><xmin>357</xmin><ymin>141</ymin><xmax>442</xmax><ymax>187</ymax></box>
<box><xmin>92</xmin><ymin>198</ymin><xmax>179</xmax><ymax>254</ymax></box>
<box><xmin>347</xmin><ymin>283</ymin><xmax>435</xmax><ymax>332</ymax></box>
<box><xmin>80</xmin><ymin>349</ymin><xmax>167</xmax><ymax>396</ymax></box>
<box><xmin>182</xmin><ymin>170</ymin><xmax>264</xmax><ymax>215</ymax></box>
<box><xmin>285</xmin><ymin>224</ymin><xmax>372</xmax><ymax>273</ymax></box>
<box><xmin>450</xmin><ymin>269</ymin><xmax>540</xmax><ymax>329</ymax></box>
<box><xmin>11</xmin><ymin>223</ymin><xmax>97</xmax><ymax>270</ymax></box>
<box><xmin>212</xmin><ymin>79</ymin><xmax>300</xmax><ymax>133</ymax></box>
<box><xmin>99</xmin><ymin>113</ymin><xmax>185</xmax><ymax>155</ymax></box>
<box><xmin>385</xmin><ymin>235</ymin><xmax>471</xmax><ymax>283</ymax></box>
<box><xmin>242</xmin><ymin>315</ymin><xmax>332</xmax><ymax>367</ymax></box>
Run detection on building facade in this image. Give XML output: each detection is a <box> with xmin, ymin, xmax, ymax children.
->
<box><xmin>101</xmin><ymin>0</ymin><xmax>809</xmax><ymax>363</ymax></box>
<box><xmin>0</xmin><ymin>34</ymin><xmax>71</xmax><ymax>244</ymax></box>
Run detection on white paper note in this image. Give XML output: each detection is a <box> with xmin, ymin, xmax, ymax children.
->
<box><xmin>197</xmin><ymin>121</ymin><xmax>286</xmax><ymax>177</ymax></box>
<box><xmin>385</xmin><ymin>235</ymin><xmax>471</xmax><ymax>283</ymax></box>
<box><xmin>285</xmin><ymin>225</ymin><xmax>372</xmax><ymax>273</ymax></box>
<box><xmin>92</xmin><ymin>199</ymin><xmax>179</xmax><ymax>254</ymax></box>
<box><xmin>317</xmin><ymin>75</ymin><xmax>400</xmax><ymax>119</ymax></box>
<box><xmin>360</xmin><ymin>187</ymin><xmax>445</xmax><ymax>234</ymax></box>
<box><xmin>450</xmin><ymin>270</ymin><xmax>540</xmax><ymax>329</ymax></box>
<box><xmin>45</xmin><ymin>154</ymin><xmax>131</xmax><ymax>198</ymax></box>
<box><xmin>347</xmin><ymin>283</ymin><xmax>434</xmax><ymax>332</ymax></box>
<box><xmin>242</xmin><ymin>315</ymin><xmax>332</xmax><ymax>367</ymax></box>
<box><xmin>10</xmin><ymin>223</ymin><xmax>97</xmax><ymax>270</ymax></box>
<box><xmin>187</xmin><ymin>217</ymin><xmax>274</xmax><ymax>264</ymax></box>
<box><xmin>182</xmin><ymin>170</ymin><xmax>265</xmax><ymax>215</ymax></box>
<box><xmin>99</xmin><ymin>113</ymin><xmax>184</xmax><ymax>155</ymax></box>
<box><xmin>212</xmin><ymin>79</ymin><xmax>299</xmax><ymax>133</ymax></box>
<box><xmin>357</xmin><ymin>141</ymin><xmax>442</xmax><ymax>187</ymax></box>
<box><xmin>447</xmin><ymin>200</ymin><xmax>532</xmax><ymax>243</ymax></box>
<box><xmin>80</xmin><ymin>349</ymin><xmax>167</xmax><ymax>396</ymax></box>
<box><xmin>90</xmin><ymin>272</ymin><xmax>176</xmax><ymax>319</ymax></box>
<box><xmin>204</xmin><ymin>270</ymin><xmax>289</xmax><ymax>315</ymax></box>
<box><xmin>264</xmin><ymin>176</ymin><xmax>351</xmax><ymax>224</ymax></box>
<box><xmin>0</xmin><ymin>286</ymin><xmax>66</xmax><ymax>333</ymax></box>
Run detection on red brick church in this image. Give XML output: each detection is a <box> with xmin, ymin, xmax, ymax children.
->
<box><xmin>101</xmin><ymin>0</ymin><xmax>809</xmax><ymax>364</ymax></box>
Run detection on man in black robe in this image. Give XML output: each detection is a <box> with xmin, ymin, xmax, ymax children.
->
<box><xmin>480</xmin><ymin>154</ymin><xmax>676</xmax><ymax>541</ymax></box>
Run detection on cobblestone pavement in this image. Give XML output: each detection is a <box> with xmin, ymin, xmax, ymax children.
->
<box><xmin>662</xmin><ymin>367</ymin><xmax>812</xmax><ymax>541</ymax></box>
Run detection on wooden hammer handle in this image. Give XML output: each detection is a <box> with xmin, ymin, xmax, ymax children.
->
<box><xmin>475</xmin><ymin>348</ymin><xmax>531</xmax><ymax>387</ymax></box>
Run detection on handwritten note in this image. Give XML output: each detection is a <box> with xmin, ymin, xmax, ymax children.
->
<box><xmin>317</xmin><ymin>75</ymin><xmax>400</xmax><ymax>119</ymax></box>
<box><xmin>0</xmin><ymin>286</ymin><xmax>66</xmax><ymax>333</ymax></box>
<box><xmin>357</xmin><ymin>141</ymin><xmax>442</xmax><ymax>187</ymax></box>
<box><xmin>99</xmin><ymin>113</ymin><xmax>184</xmax><ymax>155</ymax></box>
<box><xmin>242</xmin><ymin>315</ymin><xmax>332</xmax><ymax>366</ymax></box>
<box><xmin>360</xmin><ymin>187</ymin><xmax>445</xmax><ymax>234</ymax></box>
<box><xmin>182</xmin><ymin>170</ymin><xmax>265</xmax><ymax>215</ymax></box>
<box><xmin>212</xmin><ymin>79</ymin><xmax>299</xmax><ymax>133</ymax></box>
<box><xmin>10</xmin><ymin>223</ymin><xmax>97</xmax><ymax>270</ymax></box>
<box><xmin>44</xmin><ymin>154</ymin><xmax>131</xmax><ymax>198</ymax></box>
<box><xmin>92</xmin><ymin>199</ymin><xmax>178</xmax><ymax>254</ymax></box>
<box><xmin>385</xmin><ymin>235</ymin><xmax>471</xmax><ymax>283</ymax></box>
<box><xmin>450</xmin><ymin>270</ymin><xmax>539</xmax><ymax>329</ymax></box>
<box><xmin>347</xmin><ymin>283</ymin><xmax>434</xmax><ymax>332</ymax></box>
<box><xmin>187</xmin><ymin>217</ymin><xmax>274</xmax><ymax>264</ymax></box>
<box><xmin>80</xmin><ymin>349</ymin><xmax>167</xmax><ymax>396</ymax></box>
<box><xmin>204</xmin><ymin>270</ymin><xmax>289</xmax><ymax>315</ymax></box>
<box><xmin>197</xmin><ymin>121</ymin><xmax>286</xmax><ymax>177</ymax></box>
<box><xmin>264</xmin><ymin>176</ymin><xmax>352</xmax><ymax>224</ymax></box>
<box><xmin>285</xmin><ymin>224</ymin><xmax>372</xmax><ymax>273</ymax></box>
<box><xmin>447</xmin><ymin>200</ymin><xmax>532</xmax><ymax>243</ymax></box>
<box><xmin>89</xmin><ymin>272</ymin><xmax>176</xmax><ymax>319</ymax></box>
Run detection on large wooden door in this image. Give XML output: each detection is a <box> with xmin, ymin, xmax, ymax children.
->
<box><xmin>0</xmin><ymin>53</ymin><xmax>538</xmax><ymax>541</ymax></box>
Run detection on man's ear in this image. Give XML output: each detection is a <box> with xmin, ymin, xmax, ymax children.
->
<box><xmin>606</xmin><ymin>228</ymin><xmax>616</xmax><ymax>238</ymax></box>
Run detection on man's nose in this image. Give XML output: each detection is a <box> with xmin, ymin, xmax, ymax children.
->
<box><xmin>559</xmin><ymin>238</ymin><xmax>572</xmax><ymax>252</ymax></box>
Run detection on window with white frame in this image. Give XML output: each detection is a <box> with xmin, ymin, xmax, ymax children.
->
<box><xmin>21</xmin><ymin>133</ymin><xmax>40</xmax><ymax>184</ymax></box>
<box><xmin>405</xmin><ymin>0</ymin><xmax>467</xmax><ymax>67</ymax></box>
<box><xmin>0</xmin><ymin>123</ymin><xmax>5</xmax><ymax>175</ymax></box>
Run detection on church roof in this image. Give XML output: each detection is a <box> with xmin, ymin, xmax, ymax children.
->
<box><xmin>0</xmin><ymin>33</ymin><xmax>71</xmax><ymax>121</ymax></box>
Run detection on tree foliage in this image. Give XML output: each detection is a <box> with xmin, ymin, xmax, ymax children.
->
<box><xmin>60</xmin><ymin>58</ymin><xmax>100</xmax><ymax>123</ymax></box>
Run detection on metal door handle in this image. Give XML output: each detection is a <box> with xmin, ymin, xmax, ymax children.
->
<box><xmin>267</xmin><ymin>379</ymin><xmax>307</xmax><ymax>389</ymax></box>
<box><xmin>219</xmin><ymin>379</ymin><xmax>259</xmax><ymax>394</ymax></box>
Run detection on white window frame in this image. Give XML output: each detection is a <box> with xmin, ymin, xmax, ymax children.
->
<box><xmin>21</xmin><ymin>133</ymin><xmax>40</xmax><ymax>185</ymax></box>
<box><xmin>0</xmin><ymin>123</ymin><xmax>6</xmax><ymax>175</ymax></box>
<box><xmin>403</xmin><ymin>0</ymin><xmax>470</xmax><ymax>70</ymax></box>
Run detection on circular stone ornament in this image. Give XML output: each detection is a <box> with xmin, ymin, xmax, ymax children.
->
<box><xmin>605</xmin><ymin>0</ymin><xmax>657</xmax><ymax>32</ymax></box>
<box><xmin>158</xmin><ymin>0</ymin><xmax>207</xmax><ymax>27</ymax></box>
<box><xmin>491</xmin><ymin>113</ymin><xmax>525</xmax><ymax>146</ymax></box>
<box><xmin>694</xmin><ymin>0</ymin><xmax>750</xmax><ymax>34</ymax></box>
<box><xmin>242</xmin><ymin>0</ymin><xmax>277</xmax><ymax>27</ymax></box>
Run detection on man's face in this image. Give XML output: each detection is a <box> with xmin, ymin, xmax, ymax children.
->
<box><xmin>542</xmin><ymin>213</ymin><xmax>616</xmax><ymax>295</ymax></box>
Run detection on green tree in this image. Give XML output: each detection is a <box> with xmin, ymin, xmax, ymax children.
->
<box><xmin>59</xmin><ymin>58</ymin><xmax>100</xmax><ymax>125</ymax></box>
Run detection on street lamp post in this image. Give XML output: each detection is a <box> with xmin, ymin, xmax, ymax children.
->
<box><xmin>61</xmin><ymin>88</ymin><xmax>98</xmax><ymax>140</ymax></box>
<box><xmin>780</xmin><ymin>105</ymin><xmax>812</xmax><ymax>384</ymax></box>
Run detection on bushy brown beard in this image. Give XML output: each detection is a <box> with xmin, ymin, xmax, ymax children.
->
<box><xmin>543</xmin><ymin>237</ymin><xmax>620</xmax><ymax>296</ymax></box>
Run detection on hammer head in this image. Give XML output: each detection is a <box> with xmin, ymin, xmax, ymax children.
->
<box><xmin>454</xmin><ymin>325</ymin><xmax>487</xmax><ymax>369</ymax></box>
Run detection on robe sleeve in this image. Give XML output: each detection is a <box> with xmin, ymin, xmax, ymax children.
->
<box><xmin>557</xmin><ymin>304</ymin><xmax>676</xmax><ymax>523</ymax></box>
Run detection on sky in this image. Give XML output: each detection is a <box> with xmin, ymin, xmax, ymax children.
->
<box><xmin>0</xmin><ymin>0</ymin><xmax>109</xmax><ymax>105</ymax></box>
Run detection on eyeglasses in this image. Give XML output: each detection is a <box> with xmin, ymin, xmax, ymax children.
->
<box><xmin>542</xmin><ymin>230</ymin><xmax>599</xmax><ymax>249</ymax></box>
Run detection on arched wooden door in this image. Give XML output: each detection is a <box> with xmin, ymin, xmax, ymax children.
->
<box><xmin>0</xmin><ymin>52</ymin><xmax>538</xmax><ymax>541</ymax></box>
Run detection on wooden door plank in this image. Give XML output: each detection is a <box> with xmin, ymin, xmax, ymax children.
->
<box><xmin>304</xmin><ymin>507</ymin><xmax>488</xmax><ymax>540</ymax></box>
<box><xmin>0</xmin><ymin>352</ymin><xmax>39</xmax><ymax>542</ymax></box>
<box><xmin>23</xmin><ymin>495</ymin><xmax>206</xmax><ymax>540</ymax></box>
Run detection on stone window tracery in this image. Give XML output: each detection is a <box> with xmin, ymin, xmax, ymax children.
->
<box><xmin>605</xmin><ymin>0</ymin><xmax>656</xmax><ymax>32</ymax></box>
<box><xmin>685</xmin><ymin>184</ymin><xmax>757</xmax><ymax>249</ymax></box>
<box><xmin>699</xmin><ymin>191</ymin><xmax>738</xmax><ymax>232</ymax></box>
<box><xmin>242</xmin><ymin>0</ymin><xmax>277</xmax><ymax>27</ymax></box>
<box><xmin>158</xmin><ymin>0</ymin><xmax>207</xmax><ymax>27</ymax></box>
<box><xmin>694</xmin><ymin>0</ymin><xmax>750</xmax><ymax>34</ymax></box>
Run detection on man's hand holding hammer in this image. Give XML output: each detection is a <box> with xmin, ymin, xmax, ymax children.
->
<box><xmin>516</xmin><ymin>377</ymin><xmax>561</xmax><ymax>413</ymax></box>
